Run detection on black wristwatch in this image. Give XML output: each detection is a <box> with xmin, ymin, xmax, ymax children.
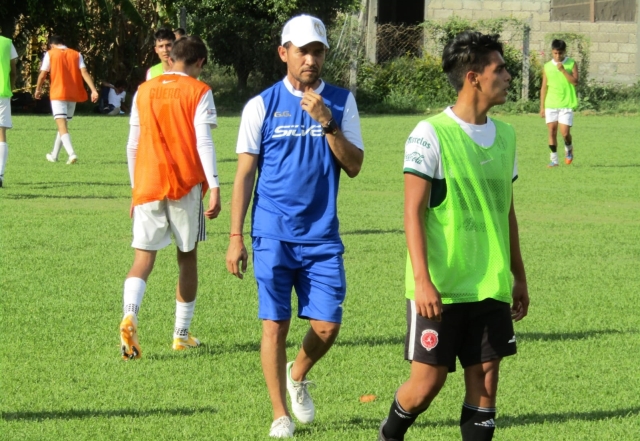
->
<box><xmin>322</xmin><ymin>119</ymin><xmax>339</xmax><ymax>136</ymax></box>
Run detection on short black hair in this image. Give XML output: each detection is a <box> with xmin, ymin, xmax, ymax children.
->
<box><xmin>551</xmin><ymin>39</ymin><xmax>567</xmax><ymax>51</ymax></box>
<box><xmin>114</xmin><ymin>79</ymin><xmax>127</xmax><ymax>89</ymax></box>
<box><xmin>442</xmin><ymin>31</ymin><xmax>504</xmax><ymax>92</ymax></box>
<box><xmin>170</xmin><ymin>36</ymin><xmax>208</xmax><ymax>66</ymax></box>
<box><xmin>154</xmin><ymin>28</ymin><xmax>175</xmax><ymax>43</ymax></box>
<box><xmin>174</xmin><ymin>28</ymin><xmax>186</xmax><ymax>37</ymax></box>
<box><xmin>49</xmin><ymin>35</ymin><xmax>65</xmax><ymax>46</ymax></box>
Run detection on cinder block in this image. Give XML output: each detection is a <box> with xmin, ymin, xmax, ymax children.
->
<box><xmin>462</xmin><ymin>0</ymin><xmax>482</xmax><ymax>10</ymax></box>
<box><xmin>630</xmin><ymin>34</ymin><xmax>637</xmax><ymax>44</ymax></box>
<box><xmin>522</xmin><ymin>2</ymin><xmax>541</xmax><ymax>11</ymax></box>
<box><xmin>610</xmin><ymin>53</ymin><xmax>629</xmax><ymax>63</ymax></box>
<box><xmin>429</xmin><ymin>0</ymin><xmax>444</xmax><ymax>8</ymax></box>
<box><xmin>560</xmin><ymin>22</ymin><xmax>581</xmax><ymax>32</ymax></box>
<box><xmin>599</xmin><ymin>23</ymin><xmax>636</xmax><ymax>33</ymax></box>
<box><xmin>432</xmin><ymin>9</ymin><xmax>454</xmax><ymax>19</ymax></box>
<box><xmin>615</xmin><ymin>63</ymin><xmax>635</xmax><ymax>74</ymax></box>
<box><xmin>505</xmin><ymin>1</ymin><xmax>522</xmax><ymax>11</ymax></box>
<box><xmin>630</xmin><ymin>53</ymin><xmax>636</xmax><ymax>64</ymax></box>
<box><xmin>579</xmin><ymin>22</ymin><xmax>598</xmax><ymax>33</ymax></box>
<box><xmin>537</xmin><ymin>12</ymin><xmax>551</xmax><ymax>22</ymax></box>
<box><xmin>472</xmin><ymin>9</ymin><xmax>494</xmax><ymax>20</ymax></box>
<box><xmin>507</xmin><ymin>11</ymin><xmax>535</xmax><ymax>20</ymax></box>
<box><xmin>618</xmin><ymin>43</ymin><xmax>637</xmax><ymax>54</ymax></box>
<box><xmin>609</xmin><ymin>33</ymin><xmax>631</xmax><ymax>43</ymax></box>
<box><xmin>540</xmin><ymin>22</ymin><xmax>559</xmax><ymax>32</ymax></box>
<box><xmin>484</xmin><ymin>1</ymin><xmax>502</xmax><ymax>10</ymax></box>
<box><xmin>598</xmin><ymin>42</ymin><xmax>619</xmax><ymax>52</ymax></box>
<box><xmin>442</xmin><ymin>0</ymin><xmax>463</xmax><ymax>9</ymax></box>
<box><xmin>590</xmin><ymin>33</ymin><xmax>611</xmax><ymax>43</ymax></box>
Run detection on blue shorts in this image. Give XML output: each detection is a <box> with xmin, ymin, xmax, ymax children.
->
<box><xmin>252</xmin><ymin>237</ymin><xmax>346</xmax><ymax>323</ymax></box>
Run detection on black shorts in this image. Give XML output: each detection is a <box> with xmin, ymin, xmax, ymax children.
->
<box><xmin>404</xmin><ymin>298</ymin><xmax>517</xmax><ymax>372</ymax></box>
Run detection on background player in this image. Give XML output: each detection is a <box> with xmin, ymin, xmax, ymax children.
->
<box><xmin>145</xmin><ymin>28</ymin><xmax>175</xmax><ymax>80</ymax></box>
<box><xmin>225</xmin><ymin>14</ymin><xmax>364</xmax><ymax>438</ymax></box>
<box><xmin>119</xmin><ymin>36</ymin><xmax>221</xmax><ymax>360</ymax></box>
<box><xmin>378</xmin><ymin>31</ymin><xmax>529</xmax><ymax>441</ymax></box>
<box><xmin>540</xmin><ymin>39</ymin><xmax>579</xmax><ymax>167</ymax></box>
<box><xmin>35</xmin><ymin>35</ymin><xmax>99</xmax><ymax>164</ymax></box>
<box><xmin>0</xmin><ymin>35</ymin><xmax>18</xmax><ymax>187</ymax></box>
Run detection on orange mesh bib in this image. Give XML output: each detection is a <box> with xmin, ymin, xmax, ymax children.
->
<box><xmin>48</xmin><ymin>48</ymin><xmax>88</xmax><ymax>102</ymax></box>
<box><xmin>132</xmin><ymin>74</ymin><xmax>211</xmax><ymax>206</ymax></box>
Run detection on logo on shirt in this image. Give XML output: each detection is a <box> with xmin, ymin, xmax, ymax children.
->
<box><xmin>420</xmin><ymin>329</ymin><xmax>438</xmax><ymax>351</ymax></box>
<box><xmin>206</xmin><ymin>108</ymin><xmax>216</xmax><ymax>115</ymax></box>
<box><xmin>161</xmin><ymin>80</ymin><xmax>176</xmax><ymax>84</ymax></box>
<box><xmin>406</xmin><ymin>136</ymin><xmax>431</xmax><ymax>148</ymax></box>
<box><xmin>274</xmin><ymin>111</ymin><xmax>291</xmax><ymax>118</ymax></box>
<box><xmin>480</xmin><ymin>158</ymin><xmax>493</xmax><ymax>165</ymax></box>
<box><xmin>405</xmin><ymin>152</ymin><xmax>425</xmax><ymax>165</ymax></box>
<box><xmin>272</xmin><ymin>125</ymin><xmax>323</xmax><ymax>138</ymax></box>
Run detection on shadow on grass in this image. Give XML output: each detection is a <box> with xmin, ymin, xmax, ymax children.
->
<box><xmin>3</xmin><ymin>193</ymin><xmax>126</xmax><ymax>200</ymax></box>
<box><xmin>342</xmin><ymin>229</ymin><xmax>404</xmax><ymax>236</ymax></box>
<box><xmin>589</xmin><ymin>164</ymin><xmax>640</xmax><ymax>168</ymax></box>
<box><xmin>336</xmin><ymin>335</ymin><xmax>404</xmax><ymax>347</ymax></box>
<box><xmin>14</xmin><ymin>181</ymin><xmax>130</xmax><ymax>189</ymax></box>
<box><xmin>2</xmin><ymin>406</ymin><xmax>217</xmax><ymax>422</ymax></box>
<box><xmin>518</xmin><ymin>329</ymin><xmax>631</xmax><ymax>342</ymax></box>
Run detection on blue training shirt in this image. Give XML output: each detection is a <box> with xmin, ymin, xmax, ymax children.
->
<box><xmin>249</xmin><ymin>80</ymin><xmax>352</xmax><ymax>244</ymax></box>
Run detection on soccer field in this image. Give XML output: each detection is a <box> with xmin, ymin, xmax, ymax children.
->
<box><xmin>1</xmin><ymin>112</ymin><xmax>639</xmax><ymax>440</ymax></box>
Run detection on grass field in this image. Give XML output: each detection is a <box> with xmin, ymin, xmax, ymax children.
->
<box><xmin>1</xmin><ymin>111</ymin><xmax>639</xmax><ymax>440</ymax></box>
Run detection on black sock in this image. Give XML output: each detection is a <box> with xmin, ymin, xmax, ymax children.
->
<box><xmin>549</xmin><ymin>144</ymin><xmax>557</xmax><ymax>153</ymax></box>
<box><xmin>460</xmin><ymin>402</ymin><xmax>496</xmax><ymax>441</ymax></box>
<box><xmin>382</xmin><ymin>395</ymin><xmax>425</xmax><ymax>441</ymax></box>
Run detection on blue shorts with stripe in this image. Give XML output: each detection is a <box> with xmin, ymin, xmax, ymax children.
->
<box><xmin>252</xmin><ymin>237</ymin><xmax>346</xmax><ymax>323</ymax></box>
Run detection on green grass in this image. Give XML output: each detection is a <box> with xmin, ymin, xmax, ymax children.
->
<box><xmin>1</xmin><ymin>112</ymin><xmax>639</xmax><ymax>440</ymax></box>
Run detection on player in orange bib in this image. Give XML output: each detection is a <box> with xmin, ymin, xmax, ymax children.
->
<box><xmin>119</xmin><ymin>36</ymin><xmax>222</xmax><ymax>360</ymax></box>
<box><xmin>35</xmin><ymin>35</ymin><xmax>99</xmax><ymax>164</ymax></box>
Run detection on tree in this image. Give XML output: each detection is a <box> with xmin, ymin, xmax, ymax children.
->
<box><xmin>180</xmin><ymin>0</ymin><xmax>360</xmax><ymax>92</ymax></box>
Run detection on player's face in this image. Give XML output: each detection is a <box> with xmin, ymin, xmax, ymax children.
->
<box><xmin>551</xmin><ymin>49</ymin><xmax>565</xmax><ymax>63</ymax></box>
<box><xmin>474</xmin><ymin>50</ymin><xmax>511</xmax><ymax>105</ymax></box>
<box><xmin>279</xmin><ymin>42</ymin><xmax>326</xmax><ymax>87</ymax></box>
<box><xmin>155</xmin><ymin>39</ymin><xmax>173</xmax><ymax>62</ymax></box>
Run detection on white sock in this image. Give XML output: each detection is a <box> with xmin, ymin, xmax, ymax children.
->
<box><xmin>51</xmin><ymin>133</ymin><xmax>62</xmax><ymax>158</ymax></box>
<box><xmin>565</xmin><ymin>144</ymin><xmax>573</xmax><ymax>153</ymax></box>
<box><xmin>123</xmin><ymin>277</ymin><xmax>146</xmax><ymax>318</ymax></box>
<box><xmin>174</xmin><ymin>300</ymin><xmax>196</xmax><ymax>339</ymax></box>
<box><xmin>0</xmin><ymin>142</ymin><xmax>7</xmax><ymax>178</ymax></box>
<box><xmin>60</xmin><ymin>133</ymin><xmax>76</xmax><ymax>157</ymax></box>
<box><xmin>550</xmin><ymin>152</ymin><xmax>558</xmax><ymax>163</ymax></box>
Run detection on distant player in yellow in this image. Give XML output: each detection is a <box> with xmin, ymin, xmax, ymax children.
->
<box><xmin>540</xmin><ymin>39</ymin><xmax>579</xmax><ymax>167</ymax></box>
<box><xmin>0</xmin><ymin>35</ymin><xmax>18</xmax><ymax>187</ymax></box>
<box><xmin>145</xmin><ymin>28</ymin><xmax>175</xmax><ymax>81</ymax></box>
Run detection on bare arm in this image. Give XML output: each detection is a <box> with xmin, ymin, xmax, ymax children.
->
<box><xmin>225</xmin><ymin>153</ymin><xmax>259</xmax><ymax>279</ymax></box>
<box><xmin>508</xmin><ymin>196</ymin><xmax>529</xmax><ymax>321</ymax></box>
<box><xmin>405</xmin><ymin>173</ymin><xmax>442</xmax><ymax>321</ymax></box>
<box><xmin>539</xmin><ymin>69</ymin><xmax>547</xmax><ymax>117</ymax></box>
<box><xmin>301</xmin><ymin>91</ymin><xmax>363</xmax><ymax>178</ymax></box>
<box><xmin>80</xmin><ymin>67</ymin><xmax>99</xmax><ymax>102</ymax></box>
<box><xmin>9</xmin><ymin>59</ymin><xmax>17</xmax><ymax>91</ymax></box>
<box><xmin>34</xmin><ymin>71</ymin><xmax>48</xmax><ymax>99</ymax></box>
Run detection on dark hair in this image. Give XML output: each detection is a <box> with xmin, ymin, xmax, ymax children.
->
<box><xmin>48</xmin><ymin>35</ymin><xmax>65</xmax><ymax>46</ymax></box>
<box><xmin>174</xmin><ymin>28</ymin><xmax>186</xmax><ymax>37</ymax></box>
<box><xmin>442</xmin><ymin>31</ymin><xmax>504</xmax><ymax>92</ymax></box>
<box><xmin>551</xmin><ymin>39</ymin><xmax>567</xmax><ymax>51</ymax></box>
<box><xmin>170</xmin><ymin>36</ymin><xmax>208</xmax><ymax>66</ymax></box>
<box><xmin>154</xmin><ymin>28</ymin><xmax>175</xmax><ymax>43</ymax></box>
<box><xmin>114</xmin><ymin>79</ymin><xmax>127</xmax><ymax>89</ymax></box>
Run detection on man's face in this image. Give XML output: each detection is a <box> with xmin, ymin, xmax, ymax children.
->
<box><xmin>551</xmin><ymin>49</ymin><xmax>566</xmax><ymax>63</ymax></box>
<box><xmin>279</xmin><ymin>41</ymin><xmax>326</xmax><ymax>86</ymax></box>
<box><xmin>474</xmin><ymin>50</ymin><xmax>511</xmax><ymax>106</ymax></box>
<box><xmin>155</xmin><ymin>39</ymin><xmax>173</xmax><ymax>62</ymax></box>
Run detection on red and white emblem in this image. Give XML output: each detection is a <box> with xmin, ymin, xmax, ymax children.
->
<box><xmin>420</xmin><ymin>329</ymin><xmax>439</xmax><ymax>351</ymax></box>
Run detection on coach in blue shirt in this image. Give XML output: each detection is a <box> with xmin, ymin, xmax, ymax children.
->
<box><xmin>225</xmin><ymin>14</ymin><xmax>364</xmax><ymax>438</ymax></box>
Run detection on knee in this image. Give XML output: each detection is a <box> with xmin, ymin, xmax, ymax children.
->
<box><xmin>312</xmin><ymin>321</ymin><xmax>341</xmax><ymax>342</ymax></box>
<box><xmin>262</xmin><ymin>320</ymin><xmax>290</xmax><ymax>341</ymax></box>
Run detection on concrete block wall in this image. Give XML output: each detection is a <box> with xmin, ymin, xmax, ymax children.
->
<box><xmin>425</xmin><ymin>0</ymin><xmax>640</xmax><ymax>84</ymax></box>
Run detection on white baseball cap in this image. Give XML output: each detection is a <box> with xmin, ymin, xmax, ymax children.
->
<box><xmin>281</xmin><ymin>15</ymin><xmax>330</xmax><ymax>49</ymax></box>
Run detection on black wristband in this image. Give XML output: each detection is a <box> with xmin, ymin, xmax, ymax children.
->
<box><xmin>322</xmin><ymin>119</ymin><xmax>338</xmax><ymax>136</ymax></box>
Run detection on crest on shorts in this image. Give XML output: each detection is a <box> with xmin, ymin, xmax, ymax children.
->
<box><xmin>420</xmin><ymin>329</ymin><xmax>439</xmax><ymax>351</ymax></box>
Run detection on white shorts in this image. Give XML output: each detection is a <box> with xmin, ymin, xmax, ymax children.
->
<box><xmin>51</xmin><ymin>100</ymin><xmax>77</xmax><ymax>120</ymax></box>
<box><xmin>545</xmin><ymin>108</ymin><xmax>573</xmax><ymax>126</ymax></box>
<box><xmin>0</xmin><ymin>97</ymin><xmax>12</xmax><ymax>128</ymax></box>
<box><xmin>131</xmin><ymin>184</ymin><xmax>206</xmax><ymax>252</ymax></box>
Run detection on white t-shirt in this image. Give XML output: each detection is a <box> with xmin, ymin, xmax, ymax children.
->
<box><xmin>40</xmin><ymin>45</ymin><xmax>86</xmax><ymax>71</ymax></box>
<box><xmin>236</xmin><ymin>77</ymin><xmax>364</xmax><ymax>154</ymax></box>
<box><xmin>108</xmin><ymin>88</ymin><xmax>126</xmax><ymax>107</ymax></box>
<box><xmin>10</xmin><ymin>44</ymin><xmax>18</xmax><ymax>60</ymax></box>
<box><xmin>404</xmin><ymin>106</ymin><xmax>518</xmax><ymax>184</ymax></box>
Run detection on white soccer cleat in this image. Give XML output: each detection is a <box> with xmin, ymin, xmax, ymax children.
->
<box><xmin>269</xmin><ymin>415</ymin><xmax>295</xmax><ymax>438</ymax></box>
<box><xmin>46</xmin><ymin>153</ymin><xmax>58</xmax><ymax>163</ymax></box>
<box><xmin>66</xmin><ymin>155</ymin><xmax>78</xmax><ymax>165</ymax></box>
<box><xmin>286</xmin><ymin>361</ymin><xmax>316</xmax><ymax>424</ymax></box>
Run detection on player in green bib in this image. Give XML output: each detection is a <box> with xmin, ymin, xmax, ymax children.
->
<box><xmin>145</xmin><ymin>28</ymin><xmax>175</xmax><ymax>81</ymax></box>
<box><xmin>0</xmin><ymin>35</ymin><xmax>18</xmax><ymax>188</ymax></box>
<box><xmin>378</xmin><ymin>31</ymin><xmax>529</xmax><ymax>441</ymax></box>
<box><xmin>540</xmin><ymin>39</ymin><xmax>579</xmax><ymax>167</ymax></box>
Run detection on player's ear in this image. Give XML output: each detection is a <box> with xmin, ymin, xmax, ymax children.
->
<box><xmin>168</xmin><ymin>58</ymin><xmax>174</xmax><ymax>68</ymax></box>
<box><xmin>278</xmin><ymin>46</ymin><xmax>288</xmax><ymax>63</ymax></box>
<box><xmin>466</xmin><ymin>71</ymin><xmax>479</xmax><ymax>88</ymax></box>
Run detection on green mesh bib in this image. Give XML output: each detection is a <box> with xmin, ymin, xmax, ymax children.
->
<box><xmin>405</xmin><ymin>112</ymin><xmax>515</xmax><ymax>304</ymax></box>
<box><xmin>0</xmin><ymin>37</ymin><xmax>13</xmax><ymax>98</ymax></box>
<box><xmin>544</xmin><ymin>58</ymin><xmax>578</xmax><ymax>110</ymax></box>
<box><xmin>148</xmin><ymin>63</ymin><xmax>164</xmax><ymax>80</ymax></box>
